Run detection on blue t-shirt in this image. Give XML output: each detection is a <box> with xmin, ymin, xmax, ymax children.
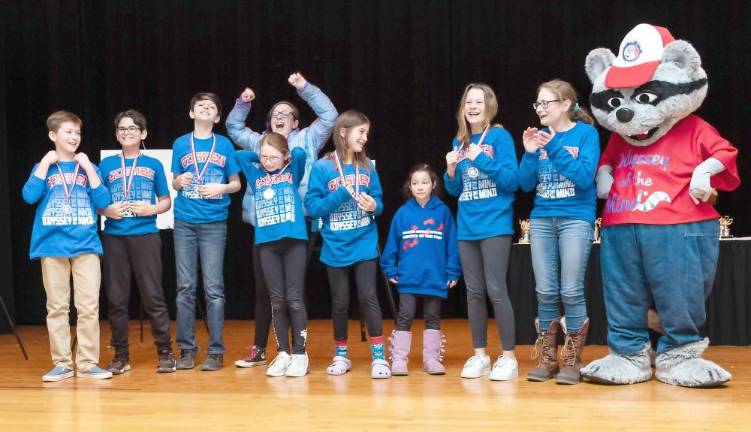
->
<box><xmin>171</xmin><ymin>132</ymin><xmax>240</xmax><ymax>224</ymax></box>
<box><xmin>100</xmin><ymin>153</ymin><xmax>169</xmax><ymax>236</ymax></box>
<box><xmin>443</xmin><ymin>127</ymin><xmax>519</xmax><ymax>240</ymax></box>
<box><xmin>304</xmin><ymin>157</ymin><xmax>382</xmax><ymax>267</ymax></box>
<box><xmin>517</xmin><ymin>122</ymin><xmax>600</xmax><ymax>223</ymax></box>
<box><xmin>22</xmin><ymin>161</ymin><xmax>111</xmax><ymax>259</ymax></box>
<box><xmin>236</xmin><ymin>147</ymin><xmax>308</xmax><ymax>244</ymax></box>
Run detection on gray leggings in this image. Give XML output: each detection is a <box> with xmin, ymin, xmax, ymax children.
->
<box><xmin>327</xmin><ymin>259</ymin><xmax>383</xmax><ymax>341</ymax></box>
<box><xmin>459</xmin><ymin>235</ymin><xmax>515</xmax><ymax>351</ymax></box>
<box><xmin>396</xmin><ymin>293</ymin><xmax>442</xmax><ymax>331</ymax></box>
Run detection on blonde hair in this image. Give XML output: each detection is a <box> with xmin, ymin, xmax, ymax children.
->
<box><xmin>46</xmin><ymin>111</ymin><xmax>82</xmax><ymax>132</ymax></box>
<box><xmin>537</xmin><ymin>79</ymin><xmax>594</xmax><ymax>125</ymax></box>
<box><xmin>455</xmin><ymin>83</ymin><xmax>501</xmax><ymax>147</ymax></box>
<box><xmin>328</xmin><ymin>110</ymin><xmax>372</xmax><ymax>171</ymax></box>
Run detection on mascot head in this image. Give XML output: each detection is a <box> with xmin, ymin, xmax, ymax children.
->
<box><xmin>585</xmin><ymin>24</ymin><xmax>708</xmax><ymax>147</ymax></box>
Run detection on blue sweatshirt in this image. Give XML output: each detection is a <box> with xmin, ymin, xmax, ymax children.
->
<box><xmin>99</xmin><ymin>153</ymin><xmax>170</xmax><ymax>236</ymax></box>
<box><xmin>443</xmin><ymin>127</ymin><xmax>519</xmax><ymax>240</ymax></box>
<box><xmin>236</xmin><ymin>147</ymin><xmax>308</xmax><ymax>244</ymax></box>
<box><xmin>171</xmin><ymin>132</ymin><xmax>240</xmax><ymax>224</ymax></box>
<box><xmin>517</xmin><ymin>122</ymin><xmax>600</xmax><ymax>223</ymax></box>
<box><xmin>22</xmin><ymin>161</ymin><xmax>111</xmax><ymax>259</ymax></box>
<box><xmin>225</xmin><ymin>82</ymin><xmax>338</xmax><ymax>224</ymax></box>
<box><xmin>380</xmin><ymin>196</ymin><xmax>461</xmax><ymax>299</ymax></box>
<box><xmin>304</xmin><ymin>157</ymin><xmax>383</xmax><ymax>267</ymax></box>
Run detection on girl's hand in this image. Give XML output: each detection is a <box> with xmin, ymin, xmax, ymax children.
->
<box><xmin>389</xmin><ymin>278</ymin><xmax>398</xmax><ymax>285</ymax></box>
<box><xmin>447</xmin><ymin>280</ymin><xmax>458</xmax><ymax>289</ymax></box>
<box><xmin>130</xmin><ymin>201</ymin><xmax>156</xmax><ymax>216</ymax></box>
<box><xmin>467</xmin><ymin>144</ymin><xmax>483</xmax><ymax>161</ymax></box>
<box><xmin>240</xmin><ymin>87</ymin><xmax>255</xmax><ymax>103</ymax></box>
<box><xmin>535</xmin><ymin>129</ymin><xmax>555</xmax><ymax>148</ymax></box>
<box><xmin>445</xmin><ymin>150</ymin><xmax>458</xmax><ymax>168</ymax></box>
<box><xmin>522</xmin><ymin>127</ymin><xmax>541</xmax><ymax>153</ymax></box>
<box><xmin>198</xmin><ymin>183</ymin><xmax>224</xmax><ymax>198</ymax></box>
<box><xmin>355</xmin><ymin>192</ymin><xmax>377</xmax><ymax>213</ymax></box>
<box><xmin>178</xmin><ymin>172</ymin><xmax>194</xmax><ymax>188</ymax></box>
<box><xmin>288</xmin><ymin>72</ymin><xmax>307</xmax><ymax>90</ymax></box>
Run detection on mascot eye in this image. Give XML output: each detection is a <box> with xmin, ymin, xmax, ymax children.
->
<box><xmin>607</xmin><ymin>97</ymin><xmax>622</xmax><ymax>108</ymax></box>
<box><xmin>634</xmin><ymin>92</ymin><xmax>658</xmax><ymax>104</ymax></box>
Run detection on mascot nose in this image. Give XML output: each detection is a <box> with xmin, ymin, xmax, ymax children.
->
<box><xmin>616</xmin><ymin>108</ymin><xmax>634</xmax><ymax>123</ymax></box>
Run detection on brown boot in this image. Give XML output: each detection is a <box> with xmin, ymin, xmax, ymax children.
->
<box><xmin>526</xmin><ymin>317</ymin><xmax>561</xmax><ymax>382</ymax></box>
<box><xmin>556</xmin><ymin>318</ymin><xmax>589</xmax><ymax>385</ymax></box>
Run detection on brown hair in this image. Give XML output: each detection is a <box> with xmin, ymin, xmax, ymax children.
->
<box><xmin>114</xmin><ymin>109</ymin><xmax>147</xmax><ymax>130</ymax></box>
<box><xmin>189</xmin><ymin>92</ymin><xmax>223</xmax><ymax>117</ymax></box>
<box><xmin>267</xmin><ymin>101</ymin><xmax>300</xmax><ymax>125</ymax></box>
<box><xmin>455</xmin><ymin>83</ymin><xmax>501</xmax><ymax>148</ymax></box>
<box><xmin>259</xmin><ymin>132</ymin><xmax>291</xmax><ymax>161</ymax></box>
<box><xmin>46</xmin><ymin>110</ymin><xmax>82</xmax><ymax>132</ymax></box>
<box><xmin>537</xmin><ymin>79</ymin><xmax>594</xmax><ymax>125</ymax></box>
<box><xmin>401</xmin><ymin>163</ymin><xmax>442</xmax><ymax>201</ymax></box>
<box><xmin>327</xmin><ymin>110</ymin><xmax>372</xmax><ymax>171</ymax></box>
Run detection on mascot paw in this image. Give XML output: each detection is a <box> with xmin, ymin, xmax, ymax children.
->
<box><xmin>581</xmin><ymin>344</ymin><xmax>652</xmax><ymax>384</ymax></box>
<box><xmin>655</xmin><ymin>338</ymin><xmax>731</xmax><ymax>388</ymax></box>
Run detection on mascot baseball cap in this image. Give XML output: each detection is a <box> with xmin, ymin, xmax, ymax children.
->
<box><xmin>605</xmin><ymin>23</ymin><xmax>675</xmax><ymax>88</ymax></box>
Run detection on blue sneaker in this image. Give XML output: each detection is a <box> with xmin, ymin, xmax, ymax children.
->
<box><xmin>76</xmin><ymin>365</ymin><xmax>113</xmax><ymax>380</ymax></box>
<box><xmin>42</xmin><ymin>366</ymin><xmax>74</xmax><ymax>382</ymax></box>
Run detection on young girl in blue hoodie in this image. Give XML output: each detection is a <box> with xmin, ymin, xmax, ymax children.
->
<box><xmin>381</xmin><ymin>164</ymin><xmax>461</xmax><ymax>376</ymax></box>
<box><xmin>444</xmin><ymin>83</ymin><xmax>520</xmax><ymax>381</ymax></box>
<box><xmin>236</xmin><ymin>132</ymin><xmax>309</xmax><ymax>377</ymax></box>
<box><xmin>304</xmin><ymin>110</ymin><xmax>390</xmax><ymax>379</ymax></box>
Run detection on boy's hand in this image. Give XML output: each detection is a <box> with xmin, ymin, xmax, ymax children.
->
<box><xmin>240</xmin><ymin>87</ymin><xmax>255</xmax><ymax>103</ymax></box>
<box><xmin>74</xmin><ymin>152</ymin><xmax>92</xmax><ymax>168</ymax></box>
<box><xmin>41</xmin><ymin>150</ymin><xmax>59</xmax><ymax>166</ymax></box>
<box><xmin>102</xmin><ymin>202</ymin><xmax>128</xmax><ymax>220</ymax></box>
<box><xmin>198</xmin><ymin>183</ymin><xmax>224</xmax><ymax>198</ymax></box>
<box><xmin>130</xmin><ymin>201</ymin><xmax>156</xmax><ymax>216</ymax></box>
<box><xmin>288</xmin><ymin>72</ymin><xmax>307</xmax><ymax>90</ymax></box>
<box><xmin>178</xmin><ymin>172</ymin><xmax>194</xmax><ymax>188</ymax></box>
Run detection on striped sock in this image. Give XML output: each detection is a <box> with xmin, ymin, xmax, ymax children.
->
<box><xmin>370</xmin><ymin>336</ymin><xmax>385</xmax><ymax>361</ymax></box>
<box><xmin>335</xmin><ymin>341</ymin><xmax>348</xmax><ymax>358</ymax></box>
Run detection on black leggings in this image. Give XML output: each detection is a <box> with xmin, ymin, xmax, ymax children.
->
<box><xmin>396</xmin><ymin>293</ymin><xmax>441</xmax><ymax>331</ymax></box>
<box><xmin>327</xmin><ymin>259</ymin><xmax>383</xmax><ymax>341</ymax></box>
<box><xmin>251</xmin><ymin>242</ymin><xmax>272</xmax><ymax>348</ymax></box>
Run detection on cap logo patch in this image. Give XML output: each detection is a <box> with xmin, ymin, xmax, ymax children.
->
<box><xmin>622</xmin><ymin>41</ymin><xmax>642</xmax><ymax>62</ymax></box>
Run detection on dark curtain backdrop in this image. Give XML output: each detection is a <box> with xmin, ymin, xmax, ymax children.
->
<box><xmin>3</xmin><ymin>1</ymin><xmax>750</xmax><ymax>327</ymax></box>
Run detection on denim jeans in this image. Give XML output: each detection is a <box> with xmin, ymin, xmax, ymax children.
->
<box><xmin>174</xmin><ymin>219</ymin><xmax>227</xmax><ymax>354</ymax></box>
<box><xmin>530</xmin><ymin>217</ymin><xmax>593</xmax><ymax>333</ymax></box>
<box><xmin>600</xmin><ymin>220</ymin><xmax>719</xmax><ymax>355</ymax></box>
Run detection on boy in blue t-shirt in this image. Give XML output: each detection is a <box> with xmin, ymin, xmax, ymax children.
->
<box><xmin>99</xmin><ymin>109</ymin><xmax>176</xmax><ymax>374</ymax></box>
<box><xmin>171</xmin><ymin>92</ymin><xmax>241</xmax><ymax>371</ymax></box>
<box><xmin>22</xmin><ymin>111</ymin><xmax>113</xmax><ymax>382</ymax></box>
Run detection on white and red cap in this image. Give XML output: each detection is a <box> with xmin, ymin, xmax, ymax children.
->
<box><xmin>605</xmin><ymin>23</ymin><xmax>675</xmax><ymax>88</ymax></box>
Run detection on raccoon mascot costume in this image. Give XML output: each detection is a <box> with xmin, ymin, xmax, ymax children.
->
<box><xmin>580</xmin><ymin>24</ymin><xmax>740</xmax><ymax>387</ymax></box>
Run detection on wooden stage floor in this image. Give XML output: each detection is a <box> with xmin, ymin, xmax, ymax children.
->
<box><xmin>0</xmin><ymin>319</ymin><xmax>748</xmax><ymax>431</ymax></box>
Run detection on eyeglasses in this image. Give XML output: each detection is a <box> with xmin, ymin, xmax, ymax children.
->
<box><xmin>532</xmin><ymin>99</ymin><xmax>561</xmax><ymax>110</ymax></box>
<box><xmin>270</xmin><ymin>111</ymin><xmax>295</xmax><ymax>120</ymax></box>
<box><xmin>260</xmin><ymin>155</ymin><xmax>282</xmax><ymax>162</ymax></box>
<box><xmin>116</xmin><ymin>126</ymin><xmax>142</xmax><ymax>134</ymax></box>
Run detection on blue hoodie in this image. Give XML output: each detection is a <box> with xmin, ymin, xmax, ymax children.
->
<box><xmin>380</xmin><ymin>196</ymin><xmax>461</xmax><ymax>299</ymax></box>
<box><xmin>236</xmin><ymin>147</ymin><xmax>308</xmax><ymax>244</ymax></box>
<box><xmin>225</xmin><ymin>82</ymin><xmax>338</xmax><ymax>224</ymax></box>
<box><xmin>22</xmin><ymin>161</ymin><xmax>111</xmax><ymax>259</ymax></box>
<box><xmin>443</xmin><ymin>127</ymin><xmax>519</xmax><ymax>240</ymax></box>
<box><xmin>517</xmin><ymin>121</ymin><xmax>600</xmax><ymax>223</ymax></box>
<box><xmin>304</xmin><ymin>157</ymin><xmax>382</xmax><ymax>267</ymax></box>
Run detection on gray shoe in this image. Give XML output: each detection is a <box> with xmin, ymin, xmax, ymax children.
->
<box><xmin>200</xmin><ymin>354</ymin><xmax>223</xmax><ymax>371</ymax></box>
<box><xmin>176</xmin><ymin>350</ymin><xmax>196</xmax><ymax>370</ymax></box>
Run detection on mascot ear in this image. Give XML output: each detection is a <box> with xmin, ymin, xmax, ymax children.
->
<box><xmin>662</xmin><ymin>40</ymin><xmax>702</xmax><ymax>77</ymax></box>
<box><xmin>585</xmin><ymin>48</ymin><xmax>615</xmax><ymax>84</ymax></box>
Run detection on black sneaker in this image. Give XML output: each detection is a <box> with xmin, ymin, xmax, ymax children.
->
<box><xmin>176</xmin><ymin>350</ymin><xmax>196</xmax><ymax>370</ymax></box>
<box><xmin>234</xmin><ymin>345</ymin><xmax>267</xmax><ymax>368</ymax></box>
<box><xmin>157</xmin><ymin>349</ymin><xmax>177</xmax><ymax>373</ymax></box>
<box><xmin>200</xmin><ymin>354</ymin><xmax>223</xmax><ymax>371</ymax></box>
<box><xmin>105</xmin><ymin>357</ymin><xmax>131</xmax><ymax>375</ymax></box>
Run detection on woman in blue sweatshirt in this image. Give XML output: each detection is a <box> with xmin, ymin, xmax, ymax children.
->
<box><xmin>517</xmin><ymin>79</ymin><xmax>599</xmax><ymax>385</ymax></box>
<box><xmin>381</xmin><ymin>164</ymin><xmax>461</xmax><ymax>376</ymax></box>
<box><xmin>304</xmin><ymin>110</ymin><xmax>390</xmax><ymax>379</ymax></box>
<box><xmin>444</xmin><ymin>83</ymin><xmax>520</xmax><ymax>381</ymax></box>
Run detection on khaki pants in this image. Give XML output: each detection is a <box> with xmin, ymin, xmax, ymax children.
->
<box><xmin>41</xmin><ymin>254</ymin><xmax>101</xmax><ymax>371</ymax></box>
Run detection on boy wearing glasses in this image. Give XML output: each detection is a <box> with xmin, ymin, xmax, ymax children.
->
<box><xmin>99</xmin><ymin>109</ymin><xmax>176</xmax><ymax>374</ymax></box>
<box><xmin>226</xmin><ymin>73</ymin><xmax>337</xmax><ymax>368</ymax></box>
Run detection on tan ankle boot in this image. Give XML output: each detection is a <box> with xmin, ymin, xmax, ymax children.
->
<box><xmin>527</xmin><ymin>317</ymin><xmax>561</xmax><ymax>382</ymax></box>
<box><xmin>556</xmin><ymin>318</ymin><xmax>589</xmax><ymax>385</ymax></box>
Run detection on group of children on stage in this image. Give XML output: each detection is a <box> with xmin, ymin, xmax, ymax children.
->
<box><xmin>25</xmin><ymin>73</ymin><xmax>600</xmax><ymax>385</ymax></box>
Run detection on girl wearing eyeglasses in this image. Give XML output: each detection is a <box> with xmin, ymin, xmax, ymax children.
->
<box><xmin>518</xmin><ymin>79</ymin><xmax>600</xmax><ymax>384</ymax></box>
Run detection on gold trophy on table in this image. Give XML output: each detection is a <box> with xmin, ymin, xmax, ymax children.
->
<box><xmin>719</xmin><ymin>215</ymin><xmax>734</xmax><ymax>239</ymax></box>
<box><xmin>518</xmin><ymin>219</ymin><xmax>531</xmax><ymax>244</ymax></box>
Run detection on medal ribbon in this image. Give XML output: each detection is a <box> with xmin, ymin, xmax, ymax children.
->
<box><xmin>189</xmin><ymin>133</ymin><xmax>217</xmax><ymax>183</ymax></box>
<box><xmin>54</xmin><ymin>162</ymin><xmax>81</xmax><ymax>203</ymax></box>
<box><xmin>119</xmin><ymin>152</ymin><xmax>140</xmax><ymax>201</ymax></box>
<box><xmin>333</xmin><ymin>151</ymin><xmax>360</xmax><ymax>198</ymax></box>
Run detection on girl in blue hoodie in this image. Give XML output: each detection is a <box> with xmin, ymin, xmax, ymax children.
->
<box><xmin>381</xmin><ymin>164</ymin><xmax>461</xmax><ymax>376</ymax></box>
<box><xmin>304</xmin><ymin>110</ymin><xmax>390</xmax><ymax>379</ymax></box>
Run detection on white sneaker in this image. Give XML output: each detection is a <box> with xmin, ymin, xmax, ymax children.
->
<box><xmin>489</xmin><ymin>355</ymin><xmax>519</xmax><ymax>381</ymax></box>
<box><xmin>461</xmin><ymin>355</ymin><xmax>491</xmax><ymax>378</ymax></box>
<box><xmin>285</xmin><ymin>353</ymin><xmax>309</xmax><ymax>377</ymax></box>
<box><xmin>266</xmin><ymin>352</ymin><xmax>292</xmax><ymax>377</ymax></box>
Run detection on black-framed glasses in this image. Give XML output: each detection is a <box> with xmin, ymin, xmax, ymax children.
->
<box><xmin>116</xmin><ymin>126</ymin><xmax>142</xmax><ymax>134</ymax></box>
<box><xmin>532</xmin><ymin>99</ymin><xmax>561</xmax><ymax>110</ymax></box>
<box><xmin>270</xmin><ymin>111</ymin><xmax>295</xmax><ymax>120</ymax></box>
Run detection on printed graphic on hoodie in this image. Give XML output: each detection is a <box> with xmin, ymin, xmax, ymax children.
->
<box><xmin>536</xmin><ymin>147</ymin><xmax>580</xmax><ymax>199</ymax></box>
<box><xmin>456</xmin><ymin>145</ymin><xmax>498</xmax><ymax>201</ymax></box>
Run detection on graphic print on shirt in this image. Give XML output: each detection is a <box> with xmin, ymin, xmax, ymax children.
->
<box><xmin>254</xmin><ymin>172</ymin><xmax>296</xmax><ymax>228</ymax></box>
<box><xmin>402</xmin><ymin>218</ymin><xmax>445</xmax><ymax>250</ymax></box>
<box><xmin>536</xmin><ymin>146</ymin><xmax>580</xmax><ymax>199</ymax></box>
<box><xmin>108</xmin><ymin>166</ymin><xmax>157</xmax><ymax>218</ymax></box>
<box><xmin>42</xmin><ymin>172</ymin><xmax>94</xmax><ymax>226</ymax></box>
<box><xmin>456</xmin><ymin>145</ymin><xmax>498</xmax><ymax>201</ymax></box>
<box><xmin>605</xmin><ymin>150</ymin><xmax>672</xmax><ymax>214</ymax></box>
<box><xmin>327</xmin><ymin>173</ymin><xmax>372</xmax><ymax>231</ymax></box>
<box><xmin>178</xmin><ymin>152</ymin><xmax>227</xmax><ymax>200</ymax></box>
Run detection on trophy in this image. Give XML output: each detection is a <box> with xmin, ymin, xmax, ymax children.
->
<box><xmin>593</xmin><ymin>218</ymin><xmax>602</xmax><ymax>243</ymax></box>
<box><xmin>518</xmin><ymin>219</ymin><xmax>531</xmax><ymax>244</ymax></box>
<box><xmin>719</xmin><ymin>216</ymin><xmax>734</xmax><ymax>239</ymax></box>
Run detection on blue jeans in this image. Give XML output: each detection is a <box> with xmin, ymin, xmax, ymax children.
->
<box><xmin>601</xmin><ymin>220</ymin><xmax>719</xmax><ymax>355</ymax></box>
<box><xmin>530</xmin><ymin>218</ymin><xmax>593</xmax><ymax>333</ymax></box>
<box><xmin>174</xmin><ymin>219</ymin><xmax>227</xmax><ymax>354</ymax></box>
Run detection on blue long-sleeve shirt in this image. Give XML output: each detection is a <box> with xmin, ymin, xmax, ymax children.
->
<box><xmin>517</xmin><ymin>121</ymin><xmax>600</xmax><ymax>223</ymax></box>
<box><xmin>22</xmin><ymin>161</ymin><xmax>111</xmax><ymax>259</ymax></box>
<box><xmin>380</xmin><ymin>196</ymin><xmax>461</xmax><ymax>299</ymax></box>
<box><xmin>304</xmin><ymin>157</ymin><xmax>382</xmax><ymax>267</ymax></box>
<box><xmin>443</xmin><ymin>127</ymin><xmax>518</xmax><ymax>240</ymax></box>
<box><xmin>225</xmin><ymin>82</ymin><xmax>338</xmax><ymax>224</ymax></box>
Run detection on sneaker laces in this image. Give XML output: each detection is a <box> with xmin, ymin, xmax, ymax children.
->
<box><xmin>464</xmin><ymin>355</ymin><xmax>483</xmax><ymax>369</ymax></box>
